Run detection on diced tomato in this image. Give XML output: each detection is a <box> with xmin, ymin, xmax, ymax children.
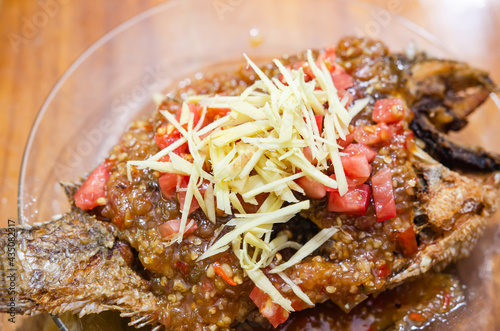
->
<box><xmin>158</xmin><ymin>173</ymin><xmax>179</xmax><ymax>200</ymax></box>
<box><xmin>74</xmin><ymin>161</ymin><xmax>111</xmax><ymax>210</ymax></box>
<box><xmin>296</xmin><ymin>176</ymin><xmax>327</xmax><ymax>199</ymax></box>
<box><xmin>300</xmin><ymin>62</ymin><xmax>315</xmax><ymax>81</ymax></box>
<box><xmin>408</xmin><ymin>312</ymin><xmax>427</xmax><ymax>322</ymax></box>
<box><xmin>201</xmin><ymin>106</ymin><xmax>232</xmax><ymax>128</ymax></box>
<box><xmin>332</xmin><ymin>73</ymin><xmax>353</xmax><ymax>90</ymax></box>
<box><xmin>316</xmin><ymin>46</ymin><xmax>337</xmax><ymax>72</ymax></box>
<box><xmin>377</xmin><ymin>263</ymin><xmax>390</xmax><ymax>278</ymax></box>
<box><xmin>314</xmin><ymin>115</ymin><xmax>323</xmax><ymax>133</ymax></box>
<box><xmin>176</xmin><ymin>103</ymin><xmax>201</xmax><ymax>127</ymax></box>
<box><xmin>158</xmin><ymin>219</ymin><xmax>198</xmax><ymax>239</ymax></box>
<box><xmin>303</xmin><ymin>147</ymin><xmax>317</xmax><ymax>165</ymax></box>
<box><xmin>212</xmin><ymin>261</ymin><xmax>237</xmax><ymax>286</ymax></box>
<box><xmin>156</xmin><ymin>104</ymin><xmax>202</xmax><ymax>152</ymax></box>
<box><xmin>174</xmin><ymin>260</ymin><xmax>190</xmax><ymax>276</ymax></box>
<box><xmin>353</xmin><ymin>123</ymin><xmax>393</xmax><ymax>146</ymax></box>
<box><xmin>395</xmin><ymin>227</ymin><xmax>418</xmax><ymax>256</ymax></box>
<box><xmin>389</xmin><ymin>121</ymin><xmax>404</xmax><ymax>135</ymax></box>
<box><xmin>158</xmin><ymin>173</ymin><xmax>206</xmax><ymax>214</ymax></box>
<box><xmin>154</xmin><ymin>125</ymin><xmax>188</xmax><ymax>153</ymax></box>
<box><xmin>280</xmin><ymin>61</ymin><xmax>314</xmax><ymax>84</ymax></box>
<box><xmin>338</xmin><ymin>89</ymin><xmax>354</xmax><ymax>106</ymax></box>
<box><xmin>328</xmin><ymin>184</ymin><xmax>371</xmax><ymax>215</ymax></box>
<box><xmin>301</xmin><ymin>114</ymin><xmax>323</xmax><ymax>134</ymax></box>
<box><xmin>343</xmin><ymin>143</ymin><xmax>378</xmax><ymax>163</ymax></box>
<box><xmin>176</xmin><ymin>174</ymin><xmax>188</xmax><ymax>189</ymax></box>
<box><xmin>250</xmin><ymin>286</ymin><xmax>290</xmax><ymax>328</ymax></box>
<box><xmin>290</xmin><ymin>297</ymin><xmax>310</xmax><ymax>311</ymax></box>
<box><xmin>337</xmin><ymin>132</ymin><xmax>355</xmax><ymax>148</ymax></box>
<box><xmin>328</xmin><ymin>174</ymin><xmax>367</xmax><ymax>188</ymax></box>
<box><xmin>250</xmin><ymin>285</ymin><xmax>270</xmax><ymax>307</ymax></box>
<box><xmin>371</xmin><ymin>168</ymin><xmax>397</xmax><ymax>222</ymax></box>
<box><xmin>210</xmin><ymin>107</ymin><xmax>231</xmax><ymax>118</ymax></box>
<box><xmin>341</xmin><ymin>154</ymin><xmax>372</xmax><ymax>179</ymax></box>
<box><xmin>176</xmin><ymin>175</ymin><xmax>200</xmax><ymax>215</ymax></box>
<box><xmin>372</xmin><ymin>98</ymin><xmax>404</xmax><ymax>123</ymax></box>
<box><xmin>177</xmin><ymin>191</ymin><xmax>200</xmax><ymax>215</ymax></box>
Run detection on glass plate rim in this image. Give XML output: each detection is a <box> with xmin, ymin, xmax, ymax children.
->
<box><xmin>15</xmin><ymin>0</ymin><xmax>455</xmax><ymax>329</ymax></box>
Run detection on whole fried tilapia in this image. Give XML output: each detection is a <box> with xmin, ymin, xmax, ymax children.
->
<box><xmin>1</xmin><ymin>37</ymin><xmax>499</xmax><ymax>330</ymax></box>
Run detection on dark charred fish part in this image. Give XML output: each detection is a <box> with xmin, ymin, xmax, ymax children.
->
<box><xmin>410</xmin><ymin>112</ymin><xmax>500</xmax><ymax>171</ymax></box>
<box><xmin>401</xmin><ymin>56</ymin><xmax>500</xmax><ymax>171</ymax></box>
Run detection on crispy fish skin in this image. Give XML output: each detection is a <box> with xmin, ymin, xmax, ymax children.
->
<box><xmin>0</xmin><ymin>212</ymin><xmax>163</xmax><ymax>330</ymax></box>
<box><xmin>404</xmin><ymin>57</ymin><xmax>496</xmax><ymax>132</ymax></box>
<box><xmin>389</xmin><ymin>160</ymin><xmax>498</xmax><ymax>285</ymax></box>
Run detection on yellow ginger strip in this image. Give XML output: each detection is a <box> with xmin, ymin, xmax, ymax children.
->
<box><xmin>270</xmin><ymin>227</ymin><xmax>339</xmax><ymax>273</ymax></box>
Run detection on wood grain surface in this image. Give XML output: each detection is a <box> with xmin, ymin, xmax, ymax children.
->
<box><xmin>0</xmin><ymin>0</ymin><xmax>499</xmax><ymax>330</ymax></box>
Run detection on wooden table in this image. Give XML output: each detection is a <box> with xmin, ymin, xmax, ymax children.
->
<box><xmin>0</xmin><ymin>0</ymin><xmax>499</xmax><ymax>330</ymax></box>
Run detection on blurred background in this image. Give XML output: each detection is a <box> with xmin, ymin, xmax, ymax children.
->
<box><xmin>0</xmin><ymin>0</ymin><xmax>499</xmax><ymax>329</ymax></box>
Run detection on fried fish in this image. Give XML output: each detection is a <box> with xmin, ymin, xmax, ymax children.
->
<box><xmin>1</xmin><ymin>37</ymin><xmax>499</xmax><ymax>330</ymax></box>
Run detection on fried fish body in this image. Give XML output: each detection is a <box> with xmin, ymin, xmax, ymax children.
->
<box><xmin>1</xmin><ymin>37</ymin><xmax>499</xmax><ymax>330</ymax></box>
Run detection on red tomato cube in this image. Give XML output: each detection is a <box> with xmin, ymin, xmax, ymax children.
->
<box><xmin>328</xmin><ymin>184</ymin><xmax>371</xmax><ymax>215</ymax></box>
<box><xmin>332</xmin><ymin>73</ymin><xmax>354</xmax><ymax>90</ymax></box>
<box><xmin>74</xmin><ymin>161</ymin><xmax>110</xmax><ymax>210</ymax></box>
<box><xmin>372</xmin><ymin>98</ymin><xmax>404</xmax><ymax>123</ymax></box>
<box><xmin>154</xmin><ymin>126</ymin><xmax>188</xmax><ymax>153</ymax></box>
<box><xmin>371</xmin><ymin>168</ymin><xmax>397</xmax><ymax>222</ymax></box>
<box><xmin>177</xmin><ymin>190</ymin><xmax>200</xmax><ymax>215</ymax></box>
<box><xmin>158</xmin><ymin>173</ymin><xmax>179</xmax><ymax>200</ymax></box>
<box><xmin>338</xmin><ymin>89</ymin><xmax>354</xmax><ymax>106</ymax></box>
<box><xmin>316</xmin><ymin>46</ymin><xmax>338</xmax><ymax>72</ymax></box>
<box><xmin>353</xmin><ymin>123</ymin><xmax>393</xmax><ymax>145</ymax></box>
<box><xmin>158</xmin><ymin>219</ymin><xmax>198</xmax><ymax>239</ymax></box>
<box><xmin>337</xmin><ymin>132</ymin><xmax>355</xmax><ymax>149</ymax></box>
<box><xmin>328</xmin><ymin>174</ymin><xmax>368</xmax><ymax>189</ymax></box>
<box><xmin>296</xmin><ymin>176</ymin><xmax>327</xmax><ymax>199</ymax></box>
<box><xmin>250</xmin><ymin>286</ymin><xmax>290</xmax><ymax>328</ymax></box>
<box><xmin>314</xmin><ymin>115</ymin><xmax>323</xmax><ymax>133</ymax></box>
<box><xmin>341</xmin><ymin>154</ymin><xmax>372</xmax><ymax>179</ymax></box>
<box><xmin>176</xmin><ymin>102</ymin><xmax>201</xmax><ymax>127</ymax></box>
<box><xmin>343</xmin><ymin>143</ymin><xmax>378</xmax><ymax>163</ymax></box>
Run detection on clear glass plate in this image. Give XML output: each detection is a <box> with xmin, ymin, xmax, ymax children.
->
<box><xmin>18</xmin><ymin>0</ymin><xmax>500</xmax><ymax>330</ymax></box>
